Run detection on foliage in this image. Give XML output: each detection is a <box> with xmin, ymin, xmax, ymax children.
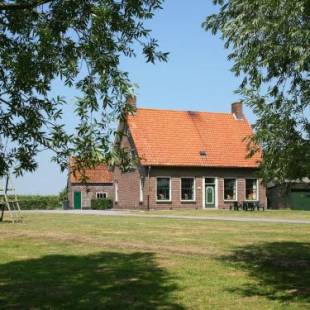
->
<box><xmin>90</xmin><ymin>198</ymin><xmax>113</xmax><ymax>210</ymax></box>
<box><xmin>58</xmin><ymin>187</ymin><xmax>68</xmax><ymax>202</ymax></box>
<box><xmin>203</xmin><ymin>0</ymin><xmax>310</xmax><ymax>183</ymax></box>
<box><xmin>0</xmin><ymin>0</ymin><xmax>167</xmax><ymax>177</ymax></box>
<box><xmin>17</xmin><ymin>195</ymin><xmax>60</xmax><ymax>209</ymax></box>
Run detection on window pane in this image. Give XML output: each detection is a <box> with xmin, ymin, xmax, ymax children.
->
<box><xmin>157</xmin><ymin>178</ymin><xmax>170</xmax><ymax>200</ymax></box>
<box><xmin>96</xmin><ymin>192</ymin><xmax>107</xmax><ymax>199</ymax></box>
<box><xmin>181</xmin><ymin>178</ymin><xmax>194</xmax><ymax>200</ymax></box>
<box><xmin>246</xmin><ymin>179</ymin><xmax>257</xmax><ymax>200</ymax></box>
<box><xmin>224</xmin><ymin>179</ymin><xmax>236</xmax><ymax>200</ymax></box>
<box><xmin>205</xmin><ymin>178</ymin><xmax>215</xmax><ymax>184</ymax></box>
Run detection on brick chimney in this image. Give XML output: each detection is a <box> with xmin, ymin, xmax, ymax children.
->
<box><xmin>231</xmin><ymin>102</ymin><xmax>244</xmax><ymax>120</ymax></box>
<box><xmin>127</xmin><ymin>95</ymin><xmax>137</xmax><ymax>108</ymax></box>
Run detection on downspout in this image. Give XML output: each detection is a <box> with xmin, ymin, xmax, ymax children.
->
<box><xmin>147</xmin><ymin>166</ymin><xmax>151</xmax><ymax>211</ymax></box>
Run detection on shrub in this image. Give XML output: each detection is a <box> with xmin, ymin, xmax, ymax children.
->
<box><xmin>91</xmin><ymin>198</ymin><xmax>113</xmax><ymax>210</ymax></box>
<box><xmin>58</xmin><ymin>187</ymin><xmax>68</xmax><ymax>202</ymax></box>
<box><xmin>16</xmin><ymin>195</ymin><xmax>61</xmax><ymax>210</ymax></box>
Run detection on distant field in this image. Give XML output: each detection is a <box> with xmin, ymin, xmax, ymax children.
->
<box><xmin>0</xmin><ymin>213</ymin><xmax>309</xmax><ymax>309</ymax></box>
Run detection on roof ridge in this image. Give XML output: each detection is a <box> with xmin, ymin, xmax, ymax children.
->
<box><xmin>136</xmin><ymin>107</ymin><xmax>232</xmax><ymax>115</ymax></box>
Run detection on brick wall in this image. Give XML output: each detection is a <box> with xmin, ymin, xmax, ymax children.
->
<box><xmin>115</xmin><ymin>165</ymin><xmax>267</xmax><ymax>210</ymax></box>
<box><xmin>113</xmin><ymin>125</ymin><xmax>147</xmax><ymax>209</ymax></box>
<box><xmin>113</xmin><ymin>167</ymin><xmax>144</xmax><ymax>209</ymax></box>
<box><xmin>146</xmin><ymin>167</ymin><xmax>267</xmax><ymax>210</ymax></box>
<box><xmin>68</xmin><ymin>183</ymin><xmax>113</xmax><ymax>209</ymax></box>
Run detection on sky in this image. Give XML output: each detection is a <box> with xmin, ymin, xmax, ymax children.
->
<box><xmin>13</xmin><ymin>0</ymin><xmax>255</xmax><ymax>195</ymax></box>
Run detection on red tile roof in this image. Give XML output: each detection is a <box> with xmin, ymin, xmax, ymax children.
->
<box><xmin>70</xmin><ymin>163</ymin><xmax>113</xmax><ymax>184</ymax></box>
<box><xmin>127</xmin><ymin>108</ymin><xmax>261</xmax><ymax>168</ymax></box>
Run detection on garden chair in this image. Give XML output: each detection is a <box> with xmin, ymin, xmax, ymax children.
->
<box><xmin>230</xmin><ymin>201</ymin><xmax>240</xmax><ymax>211</ymax></box>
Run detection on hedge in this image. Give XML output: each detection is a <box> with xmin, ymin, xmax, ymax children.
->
<box><xmin>15</xmin><ymin>195</ymin><xmax>62</xmax><ymax>210</ymax></box>
<box><xmin>91</xmin><ymin>198</ymin><xmax>113</xmax><ymax>210</ymax></box>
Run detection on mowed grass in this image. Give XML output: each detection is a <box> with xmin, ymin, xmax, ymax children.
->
<box><xmin>147</xmin><ymin>209</ymin><xmax>310</xmax><ymax>221</ymax></box>
<box><xmin>0</xmin><ymin>213</ymin><xmax>309</xmax><ymax>309</ymax></box>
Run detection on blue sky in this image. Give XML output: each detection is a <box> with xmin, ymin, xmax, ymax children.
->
<box><xmin>13</xmin><ymin>0</ymin><xmax>255</xmax><ymax>195</ymax></box>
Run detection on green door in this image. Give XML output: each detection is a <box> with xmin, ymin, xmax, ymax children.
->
<box><xmin>289</xmin><ymin>191</ymin><xmax>310</xmax><ymax>210</ymax></box>
<box><xmin>205</xmin><ymin>185</ymin><xmax>215</xmax><ymax>208</ymax></box>
<box><xmin>74</xmin><ymin>191</ymin><xmax>81</xmax><ymax>209</ymax></box>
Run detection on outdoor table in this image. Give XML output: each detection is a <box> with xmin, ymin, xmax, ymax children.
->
<box><xmin>230</xmin><ymin>201</ymin><xmax>265</xmax><ymax>211</ymax></box>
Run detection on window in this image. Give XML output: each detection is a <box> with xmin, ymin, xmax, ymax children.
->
<box><xmin>157</xmin><ymin>177</ymin><xmax>170</xmax><ymax>201</ymax></box>
<box><xmin>181</xmin><ymin>178</ymin><xmax>195</xmax><ymax>201</ymax></box>
<box><xmin>96</xmin><ymin>192</ymin><xmax>107</xmax><ymax>199</ymax></box>
<box><xmin>246</xmin><ymin>179</ymin><xmax>258</xmax><ymax>201</ymax></box>
<box><xmin>139</xmin><ymin>178</ymin><xmax>143</xmax><ymax>202</ymax></box>
<box><xmin>224</xmin><ymin>179</ymin><xmax>237</xmax><ymax>201</ymax></box>
<box><xmin>205</xmin><ymin>178</ymin><xmax>215</xmax><ymax>184</ymax></box>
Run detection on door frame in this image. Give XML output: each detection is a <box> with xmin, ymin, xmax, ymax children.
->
<box><xmin>205</xmin><ymin>185</ymin><xmax>215</xmax><ymax>205</ymax></box>
<box><xmin>202</xmin><ymin>177</ymin><xmax>218</xmax><ymax>209</ymax></box>
<box><xmin>72</xmin><ymin>191</ymin><xmax>82</xmax><ymax>209</ymax></box>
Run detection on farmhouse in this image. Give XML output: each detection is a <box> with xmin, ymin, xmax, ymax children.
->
<box><xmin>113</xmin><ymin>98</ymin><xmax>267</xmax><ymax>210</ymax></box>
<box><xmin>68</xmin><ymin>98</ymin><xmax>267</xmax><ymax>210</ymax></box>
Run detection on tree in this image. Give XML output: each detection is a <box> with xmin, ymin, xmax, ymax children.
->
<box><xmin>0</xmin><ymin>0</ymin><xmax>168</xmax><ymax>177</ymax></box>
<box><xmin>204</xmin><ymin>0</ymin><xmax>310</xmax><ymax>183</ymax></box>
<box><xmin>58</xmin><ymin>186</ymin><xmax>68</xmax><ymax>202</ymax></box>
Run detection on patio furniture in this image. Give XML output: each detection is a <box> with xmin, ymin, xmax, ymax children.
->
<box><xmin>230</xmin><ymin>201</ymin><xmax>241</xmax><ymax>211</ymax></box>
<box><xmin>253</xmin><ymin>201</ymin><xmax>265</xmax><ymax>211</ymax></box>
<box><xmin>242</xmin><ymin>201</ymin><xmax>255</xmax><ymax>211</ymax></box>
<box><xmin>243</xmin><ymin>201</ymin><xmax>264</xmax><ymax>211</ymax></box>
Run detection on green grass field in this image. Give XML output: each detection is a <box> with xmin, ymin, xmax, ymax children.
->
<box><xmin>147</xmin><ymin>209</ymin><xmax>310</xmax><ymax>220</ymax></box>
<box><xmin>1</xmin><ymin>213</ymin><xmax>309</xmax><ymax>309</ymax></box>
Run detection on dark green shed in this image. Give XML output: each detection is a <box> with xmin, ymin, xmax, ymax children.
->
<box><xmin>289</xmin><ymin>190</ymin><xmax>310</xmax><ymax>211</ymax></box>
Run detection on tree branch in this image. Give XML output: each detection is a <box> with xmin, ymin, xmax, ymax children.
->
<box><xmin>0</xmin><ymin>0</ymin><xmax>52</xmax><ymax>11</ymax></box>
<box><xmin>0</xmin><ymin>97</ymin><xmax>9</xmax><ymax>105</ymax></box>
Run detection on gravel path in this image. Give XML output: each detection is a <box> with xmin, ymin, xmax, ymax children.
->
<box><xmin>22</xmin><ymin>209</ymin><xmax>310</xmax><ymax>225</ymax></box>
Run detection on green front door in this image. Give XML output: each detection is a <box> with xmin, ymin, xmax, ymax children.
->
<box><xmin>74</xmin><ymin>191</ymin><xmax>81</xmax><ymax>209</ymax></box>
<box><xmin>205</xmin><ymin>185</ymin><xmax>215</xmax><ymax>208</ymax></box>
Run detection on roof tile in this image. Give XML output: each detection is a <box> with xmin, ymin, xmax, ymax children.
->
<box><xmin>127</xmin><ymin>108</ymin><xmax>261</xmax><ymax>168</ymax></box>
<box><xmin>70</xmin><ymin>164</ymin><xmax>112</xmax><ymax>184</ymax></box>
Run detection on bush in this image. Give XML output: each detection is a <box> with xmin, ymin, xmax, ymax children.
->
<box><xmin>91</xmin><ymin>198</ymin><xmax>113</xmax><ymax>210</ymax></box>
<box><xmin>16</xmin><ymin>195</ymin><xmax>61</xmax><ymax>210</ymax></box>
<box><xmin>58</xmin><ymin>187</ymin><xmax>68</xmax><ymax>202</ymax></box>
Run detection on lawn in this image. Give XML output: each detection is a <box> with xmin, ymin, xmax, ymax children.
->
<box><xmin>146</xmin><ymin>209</ymin><xmax>310</xmax><ymax>221</ymax></box>
<box><xmin>0</xmin><ymin>213</ymin><xmax>309</xmax><ymax>309</ymax></box>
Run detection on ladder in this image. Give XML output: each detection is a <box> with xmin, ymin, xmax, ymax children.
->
<box><xmin>0</xmin><ymin>175</ymin><xmax>23</xmax><ymax>223</ymax></box>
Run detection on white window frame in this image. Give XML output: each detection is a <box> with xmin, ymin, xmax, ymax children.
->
<box><xmin>139</xmin><ymin>178</ymin><xmax>143</xmax><ymax>203</ymax></box>
<box><xmin>156</xmin><ymin>177</ymin><xmax>171</xmax><ymax>202</ymax></box>
<box><xmin>223</xmin><ymin>178</ymin><xmax>238</xmax><ymax>202</ymax></box>
<box><xmin>245</xmin><ymin>178</ymin><xmax>259</xmax><ymax>201</ymax></box>
<box><xmin>115</xmin><ymin>181</ymin><xmax>119</xmax><ymax>202</ymax></box>
<box><xmin>180</xmin><ymin>177</ymin><xmax>196</xmax><ymax>202</ymax></box>
<box><xmin>96</xmin><ymin>192</ymin><xmax>107</xmax><ymax>199</ymax></box>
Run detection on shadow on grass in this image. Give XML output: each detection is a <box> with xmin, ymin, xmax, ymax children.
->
<box><xmin>0</xmin><ymin>252</ymin><xmax>184</xmax><ymax>309</ymax></box>
<box><xmin>220</xmin><ymin>242</ymin><xmax>310</xmax><ymax>303</ymax></box>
